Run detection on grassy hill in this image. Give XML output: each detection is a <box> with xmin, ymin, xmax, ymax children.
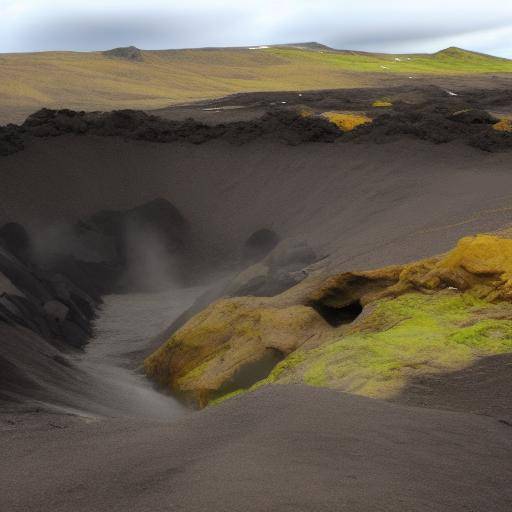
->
<box><xmin>1</xmin><ymin>43</ymin><xmax>512</xmax><ymax>124</ymax></box>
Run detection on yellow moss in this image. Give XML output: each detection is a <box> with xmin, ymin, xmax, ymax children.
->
<box><xmin>372</xmin><ymin>100</ymin><xmax>393</xmax><ymax>107</ymax></box>
<box><xmin>493</xmin><ymin>119</ymin><xmax>512</xmax><ymax>132</ymax></box>
<box><xmin>144</xmin><ymin>296</ymin><xmax>327</xmax><ymax>405</ymax></box>
<box><xmin>322</xmin><ymin>112</ymin><xmax>372</xmax><ymax>131</ymax></box>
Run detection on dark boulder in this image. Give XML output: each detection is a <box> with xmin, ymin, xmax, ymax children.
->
<box><xmin>103</xmin><ymin>46</ymin><xmax>143</xmax><ymax>62</ymax></box>
<box><xmin>0</xmin><ymin>223</ymin><xmax>33</xmax><ymax>265</ymax></box>
<box><xmin>242</xmin><ymin>228</ymin><xmax>280</xmax><ymax>264</ymax></box>
<box><xmin>229</xmin><ymin>238</ymin><xmax>317</xmax><ymax>297</ymax></box>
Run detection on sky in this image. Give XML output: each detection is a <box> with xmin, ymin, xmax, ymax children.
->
<box><xmin>2</xmin><ymin>0</ymin><xmax>512</xmax><ymax>57</ymax></box>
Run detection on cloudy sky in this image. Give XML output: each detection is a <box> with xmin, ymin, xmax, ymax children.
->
<box><xmin>2</xmin><ymin>0</ymin><xmax>512</xmax><ymax>57</ymax></box>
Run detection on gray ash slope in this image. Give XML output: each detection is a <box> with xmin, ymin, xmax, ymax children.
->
<box><xmin>2</xmin><ymin>386</ymin><xmax>512</xmax><ymax>512</ymax></box>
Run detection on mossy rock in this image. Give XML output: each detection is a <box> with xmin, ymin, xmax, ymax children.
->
<box><xmin>146</xmin><ymin>233</ymin><xmax>512</xmax><ymax>407</ymax></box>
<box><xmin>144</xmin><ymin>295</ymin><xmax>330</xmax><ymax>406</ymax></box>
<box><xmin>256</xmin><ymin>291</ymin><xmax>512</xmax><ymax>398</ymax></box>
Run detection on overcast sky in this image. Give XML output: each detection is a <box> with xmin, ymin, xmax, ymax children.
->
<box><xmin>2</xmin><ymin>0</ymin><xmax>512</xmax><ymax>57</ymax></box>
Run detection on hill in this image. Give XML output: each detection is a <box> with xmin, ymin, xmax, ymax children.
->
<box><xmin>1</xmin><ymin>43</ymin><xmax>512</xmax><ymax>124</ymax></box>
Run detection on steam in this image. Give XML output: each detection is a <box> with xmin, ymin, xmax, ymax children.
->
<box><xmin>27</xmin><ymin>221</ymin><xmax>117</xmax><ymax>265</ymax></box>
<box><xmin>121</xmin><ymin>220</ymin><xmax>182</xmax><ymax>292</ymax></box>
<box><xmin>25</xmin><ymin>218</ymin><xmax>184</xmax><ymax>293</ymax></box>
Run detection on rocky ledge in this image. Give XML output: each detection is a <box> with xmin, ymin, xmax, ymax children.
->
<box><xmin>145</xmin><ymin>232</ymin><xmax>512</xmax><ymax>407</ymax></box>
<box><xmin>2</xmin><ymin>86</ymin><xmax>512</xmax><ymax>156</ymax></box>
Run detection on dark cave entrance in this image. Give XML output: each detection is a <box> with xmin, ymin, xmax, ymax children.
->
<box><xmin>311</xmin><ymin>300</ymin><xmax>363</xmax><ymax>327</ymax></box>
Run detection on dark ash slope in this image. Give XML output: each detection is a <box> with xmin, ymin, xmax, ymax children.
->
<box><xmin>2</xmin><ymin>386</ymin><xmax>511</xmax><ymax>512</ymax></box>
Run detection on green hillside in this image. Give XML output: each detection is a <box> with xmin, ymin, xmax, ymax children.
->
<box><xmin>1</xmin><ymin>44</ymin><xmax>511</xmax><ymax>124</ymax></box>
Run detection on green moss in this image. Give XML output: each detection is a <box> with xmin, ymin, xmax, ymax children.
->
<box><xmin>267</xmin><ymin>292</ymin><xmax>512</xmax><ymax>398</ymax></box>
<box><xmin>203</xmin><ymin>291</ymin><xmax>512</xmax><ymax>405</ymax></box>
<box><xmin>450</xmin><ymin>320</ymin><xmax>512</xmax><ymax>351</ymax></box>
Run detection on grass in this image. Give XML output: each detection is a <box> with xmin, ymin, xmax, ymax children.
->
<box><xmin>2</xmin><ymin>45</ymin><xmax>512</xmax><ymax>123</ymax></box>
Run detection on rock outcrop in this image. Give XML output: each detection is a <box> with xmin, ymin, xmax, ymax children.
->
<box><xmin>145</xmin><ymin>233</ymin><xmax>512</xmax><ymax>406</ymax></box>
<box><xmin>102</xmin><ymin>46</ymin><xmax>143</xmax><ymax>62</ymax></box>
<box><xmin>227</xmin><ymin>238</ymin><xmax>317</xmax><ymax>297</ymax></box>
<box><xmin>5</xmin><ymin>108</ymin><xmax>340</xmax><ymax>151</ymax></box>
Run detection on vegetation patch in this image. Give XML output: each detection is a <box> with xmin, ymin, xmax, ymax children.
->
<box><xmin>322</xmin><ymin>112</ymin><xmax>372</xmax><ymax>132</ymax></box>
<box><xmin>145</xmin><ymin>233</ymin><xmax>512</xmax><ymax>408</ymax></box>
<box><xmin>493</xmin><ymin>119</ymin><xmax>512</xmax><ymax>132</ymax></box>
<box><xmin>372</xmin><ymin>100</ymin><xmax>393</xmax><ymax>108</ymax></box>
<box><xmin>262</xmin><ymin>291</ymin><xmax>512</xmax><ymax>398</ymax></box>
<box><xmin>3</xmin><ymin>46</ymin><xmax>512</xmax><ymax>123</ymax></box>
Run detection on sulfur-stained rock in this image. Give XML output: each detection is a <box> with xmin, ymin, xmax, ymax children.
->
<box><xmin>395</xmin><ymin>234</ymin><xmax>512</xmax><ymax>300</ymax></box>
<box><xmin>144</xmin><ymin>295</ymin><xmax>330</xmax><ymax>406</ymax></box>
<box><xmin>145</xmin><ymin>232</ymin><xmax>512</xmax><ymax>407</ymax></box>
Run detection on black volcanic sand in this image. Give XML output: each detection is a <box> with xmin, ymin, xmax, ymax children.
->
<box><xmin>395</xmin><ymin>353</ymin><xmax>512</xmax><ymax>423</ymax></box>
<box><xmin>2</xmin><ymin>386</ymin><xmax>511</xmax><ymax>512</ymax></box>
<box><xmin>3</xmin><ymin>135</ymin><xmax>512</xmax><ymax>273</ymax></box>
<box><xmin>2</xmin><ymin>85</ymin><xmax>512</xmax><ymax>511</ymax></box>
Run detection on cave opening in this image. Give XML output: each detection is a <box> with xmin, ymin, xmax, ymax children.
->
<box><xmin>312</xmin><ymin>300</ymin><xmax>363</xmax><ymax>327</ymax></box>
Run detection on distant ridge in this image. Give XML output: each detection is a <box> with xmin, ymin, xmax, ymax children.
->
<box><xmin>275</xmin><ymin>42</ymin><xmax>334</xmax><ymax>51</ymax></box>
<box><xmin>102</xmin><ymin>46</ymin><xmax>143</xmax><ymax>61</ymax></box>
<box><xmin>434</xmin><ymin>46</ymin><xmax>511</xmax><ymax>61</ymax></box>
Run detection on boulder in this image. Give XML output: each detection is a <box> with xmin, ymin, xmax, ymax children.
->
<box><xmin>227</xmin><ymin>238</ymin><xmax>317</xmax><ymax>297</ymax></box>
<box><xmin>43</xmin><ymin>300</ymin><xmax>69</xmax><ymax>323</ymax></box>
<box><xmin>0</xmin><ymin>223</ymin><xmax>33</xmax><ymax>265</ymax></box>
<box><xmin>241</xmin><ymin>228</ymin><xmax>280</xmax><ymax>264</ymax></box>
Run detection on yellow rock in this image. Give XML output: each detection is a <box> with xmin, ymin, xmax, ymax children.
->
<box><xmin>395</xmin><ymin>235</ymin><xmax>512</xmax><ymax>300</ymax></box>
<box><xmin>493</xmin><ymin>118</ymin><xmax>512</xmax><ymax>132</ymax></box>
<box><xmin>322</xmin><ymin>112</ymin><xmax>372</xmax><ymax>132</ymax></box>
<box><xmin>144</xmin><ymin>295</ymin><xmax>329</xmax><ymax>406</ymax></box>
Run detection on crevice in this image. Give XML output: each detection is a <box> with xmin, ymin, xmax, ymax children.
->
<box><xmin>311</xmin><ymin>300</ymin><xmax>363</xmax><ymax>327</ymax></box>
